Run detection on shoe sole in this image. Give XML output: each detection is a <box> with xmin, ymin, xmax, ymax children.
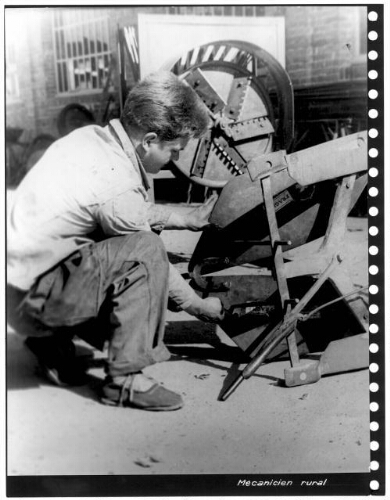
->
<box><xmin>37</xmin><ymin>362</ymin><xmax>87</xmax><ymax>387</ymax></box>
<box><xmin>100</xmin><ymin>397</ymin><xmax>183</xmax><ymax>411</ymax></box>
<box><xmin>41</xmin><ymin>365</ymin><xmax>69</xmax><ymax>387</ymax></box>
<box><xmin>26</xmin><ymin>338</ymin><xmax>86</xmax><ymax>387</ymax></box>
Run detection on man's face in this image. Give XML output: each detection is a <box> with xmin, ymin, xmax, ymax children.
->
<box><xmin>141</xmin><ymin>135</ymin><xmax>189</xmax><ymax>174</ymax></box>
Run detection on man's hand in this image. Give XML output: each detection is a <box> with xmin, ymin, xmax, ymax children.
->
<box><xmin>165</xmin><ymin>193</ymin><xmax>219</xmax><ymax>231</ymax></box>
<box><xmin>183</xmin><ymin>193</ymin><xmax>218</xmax><ymax>231</ymax></box>
<box><xmin>183</xmin><ymin>295</ymin><xmax>225</xmax><ymax>323</ymax></box>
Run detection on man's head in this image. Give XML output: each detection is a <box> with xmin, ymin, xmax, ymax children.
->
<box><xmin>120</xmin><ymin>71</ymin><xmax>210</xmax><ymax>173</ymax></box>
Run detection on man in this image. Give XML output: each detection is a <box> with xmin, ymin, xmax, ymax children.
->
<box><xmin>7</xmin><ymin>71</ymin><xmax>224</xmax><ymax>412</ymax></box>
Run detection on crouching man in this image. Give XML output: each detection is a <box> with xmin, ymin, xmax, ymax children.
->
<box><xmin>7</xmin><ymin>71</ymin><xmax>224</xmax><ymax>411</ymax></box>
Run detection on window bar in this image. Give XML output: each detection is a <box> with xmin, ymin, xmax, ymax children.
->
<box><xmin>89</xmin><ymin>18</ymin><xmax>94</xmax><ymax>54</ymax></box>
<box><xmin>76</xmin><ymin>16</ymin><xmax>81</xmax><ymax>90</ymax></box>
<box><xmin>62</xmin><ymin>61</ymin><xmax>68</xmax><ymax>91</ymax></box>
<box><xmin>83</xmin><ymin>21</ymin><xmax>89</xmax><ymax>56</ymax></box>
<box><xmin>92</xmin><ymin>55</ymin><xmax>97</xmax><ymax>89</ymax></box>
<box><xmin>99</xmin><ymin>19</ymin><xmax>104</xmax><ymax>87</ymax></box>
<box><xmin>57</xmin><ymin>61</ymin><xmax>63</xmax><ymax>93</ymax></box>
<box><xmin>75</xmin><ymin>13</ymin><xmax>80</xmax><ymax>58</ymax></box>
<box><xmin>66</xmin><ymin>27</ymin><xmax>71</xmax><ymax>59</ymax></box>
<box><xmin>81</xmin><ymin>20</ymin><xmax>86</xmax><ymax>89</ymax></box>
<box><xmin>92</xmin><ymin>9</ymin><xmax>98</xmax><ymax>86</ymax></box>
<box><xmin>103</xmin><ymin>17</ymin><xmax>110</xmax><ymax>85</ymax></box>
<box><xmin>51</xmin><ymin>10</ymin><xmax>60</xmax><ymax>94</ymax></box>
<box><xmin>72</xmin><ymin>20</ymin><xmax>77</xmax><ymax>90</ymax></box>
<box><xmin>70</xmin><ymin>25</ymin><xmax>75</xmax><ymax>90</ymax></box>
<box><xmin>54</xmin><ymin>30</ymin><xmax>60</xmax><ymax>61</ymax></box>
<box><xmin>72</xmin><ymin>25</ymin><xmax>76</xmax><ymax>59</ymax></box>
<box><xmin>60</xmin><ymin>28</ymin><xmax>66</xmax><ymax>60</ymax></box>
<box><xmin>88</xmin><ymin>22</ymin><xmax>95</xmax><ymax>89</ymax></box>
<box><xmin>98</xmin><ymin>19</ymin><xmax>103</xmax><ymax>53</ymax></box>
<box><xmin>104</xmin><ymin>53</ymin><xmax>109</xmax><ymax>87</ymax></box>
<box><xmin>84</xmin><ymin>22</ymin><xmax>90</xmax><ymax>89</ymax></box>
<box><xmin>104</xmin><ymin>13</ymin><xmax>110</xmax><ymax>53</ymax></box>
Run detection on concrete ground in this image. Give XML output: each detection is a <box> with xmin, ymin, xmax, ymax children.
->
<box><xmin>7</xmin><ymin>211</ymin><xmax>369</xmax><ymax>477</ymax></box>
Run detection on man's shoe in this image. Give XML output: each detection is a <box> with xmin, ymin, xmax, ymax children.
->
<box><xmin>25</xmin><ymin>336</ymin><xmax>87</xmax><ymax>387</ymax></box>
<box><xmin>101</xmin><ymin>373</ymin><xmax>184</xmax><ymax>411</ymax></box>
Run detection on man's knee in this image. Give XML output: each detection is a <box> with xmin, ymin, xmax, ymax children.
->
<box><xmin>121</xmin><ymin>231</ymin><xmax>168</xmax><ymax>265</ymax></box>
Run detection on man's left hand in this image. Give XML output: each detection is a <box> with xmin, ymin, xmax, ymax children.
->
<box><xmin>183</xmin><ymin>193</ymin><xmax>218</xmax><ymax>231</ymax></box>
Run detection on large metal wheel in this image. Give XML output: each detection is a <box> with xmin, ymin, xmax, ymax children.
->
<box><xmin>163</xmin><ymin>40</ymin><xmax>294</xmax><ymax>188</ymax></box>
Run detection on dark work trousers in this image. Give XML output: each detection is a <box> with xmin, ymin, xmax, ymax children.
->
<box><xmin>7</xmin><ymin>231</ymin><xmax>171</xmax><ymax>377</ymax></box>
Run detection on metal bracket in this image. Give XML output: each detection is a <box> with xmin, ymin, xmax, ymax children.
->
<box><xmin>247</xmin><ymin>150</ymin><xmax>288</xmax><ymax>182</ymax></box>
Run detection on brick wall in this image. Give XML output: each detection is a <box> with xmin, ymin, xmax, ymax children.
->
<box><xmin>161</xmin><ymin>5</ymin><xmax>366</xmax><ymax>87</ymax></box>
<box><xmin>6</xmin><ymin>5</ymin><xmax>366</xmax><ymax>141</ymax></box>
<box><xmin>284</xmin><ymin>6</ymin><xmax>365</xmax><ymax>86</ymax></box>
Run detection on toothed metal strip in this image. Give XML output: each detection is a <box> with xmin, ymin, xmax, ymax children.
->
<box><xmin>229</xmin><ymin>116</ymin><xmax>275</xmax><ymax>141</ymax></box>
<box><xmin>213</xmin><ymin>137</ymin><xmax>246</xmax><ymax>175</ymax></box>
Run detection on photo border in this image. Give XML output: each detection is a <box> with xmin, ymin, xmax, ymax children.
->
<box><xmin>3</xmin><ymin>1</ymin><xmax>386</xmax><ymax>496</ymax></box>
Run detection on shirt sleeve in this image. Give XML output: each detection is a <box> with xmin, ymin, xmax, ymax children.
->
<box><xmin>168</xmin><ymin>263</ymin><xmax>198</xmax><ymax>310</ymax></box>
<box><xmin>96</xmin><ymin>188</ymin><xmax>151</xmax><ymax>235</ymax></box>
<box><xmin>96</xmin><ymin>185</ymin><xmax>175</xmax><ymax>236</ymax></box>
<box><xmin>146</xmin><ymin>202</ymin><xmax>173</xmax><ymax>234</ymax></box>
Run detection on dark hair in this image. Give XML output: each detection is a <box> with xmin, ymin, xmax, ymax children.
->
<box><xmin>120</xmin><ymin>71</ymin><xmax>210</xmax><ymax>141</ymax></box>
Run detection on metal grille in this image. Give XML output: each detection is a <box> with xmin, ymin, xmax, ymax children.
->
<box><xmin>52</xmin><ymin>8</ymin><xmax>110</xmax><ymax>93</ymax></box>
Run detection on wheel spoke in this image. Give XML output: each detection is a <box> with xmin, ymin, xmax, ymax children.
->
<box><xmin>184</xmin><ymin>68</ymin><xmax>226</xmax><ymax>114</ymax></box>
<box><xmin>224</xmin><ymin>76</ymin><xmax>251</xmax><ymax>120</ymax></box>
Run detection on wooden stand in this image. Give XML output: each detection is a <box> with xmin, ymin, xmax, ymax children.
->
<box><xmin>220</xmin><ymin>168</ymin><xmax>368</xmax><ymax>400</ymax></box>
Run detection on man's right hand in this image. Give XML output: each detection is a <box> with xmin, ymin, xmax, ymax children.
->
<box><xmin>183</xmin><ymin>295</ymin><xmax>225</xmax><ymax>323</ymax></box>
<box><xmin>164</xmin><ymin>193</ymin><xmax>218</xmax><ymax>231</ymax></box>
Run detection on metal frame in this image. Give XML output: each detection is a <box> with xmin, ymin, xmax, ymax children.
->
<box><xmin>220</xmin><ymin>168</ymin><xmax>368</xmax><ymax>400</ymax></box>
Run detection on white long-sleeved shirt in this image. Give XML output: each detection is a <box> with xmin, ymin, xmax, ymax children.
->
<box><xmin>7</xmin><ymin>119</ymin><xmax>196</xmax><ymax>309</ymax></box>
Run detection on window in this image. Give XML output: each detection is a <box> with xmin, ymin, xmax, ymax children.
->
<box><xmin>53</xmin><ymin>8</ymin><xmax>111</xmax><ymax>93</ymax></box>
<box><xmin>6</xmin><ymin>41</ymin><xmax>20</xmax><ymax>100</ymax></box>
<box><xmin>5</xmin><ymin>9</ymin><xmax>22</xmax><ymax>101</ymax></box>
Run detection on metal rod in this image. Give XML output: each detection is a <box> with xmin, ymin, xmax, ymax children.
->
<box><xmin>220</xmin><ymin>255</ymin><xmax>341</xmax><ymax>401</ymax></box>
<box><xmin>219</xmin><ymin>374</ymin><xmax>244</xmax><ymax>401</ymax></box>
